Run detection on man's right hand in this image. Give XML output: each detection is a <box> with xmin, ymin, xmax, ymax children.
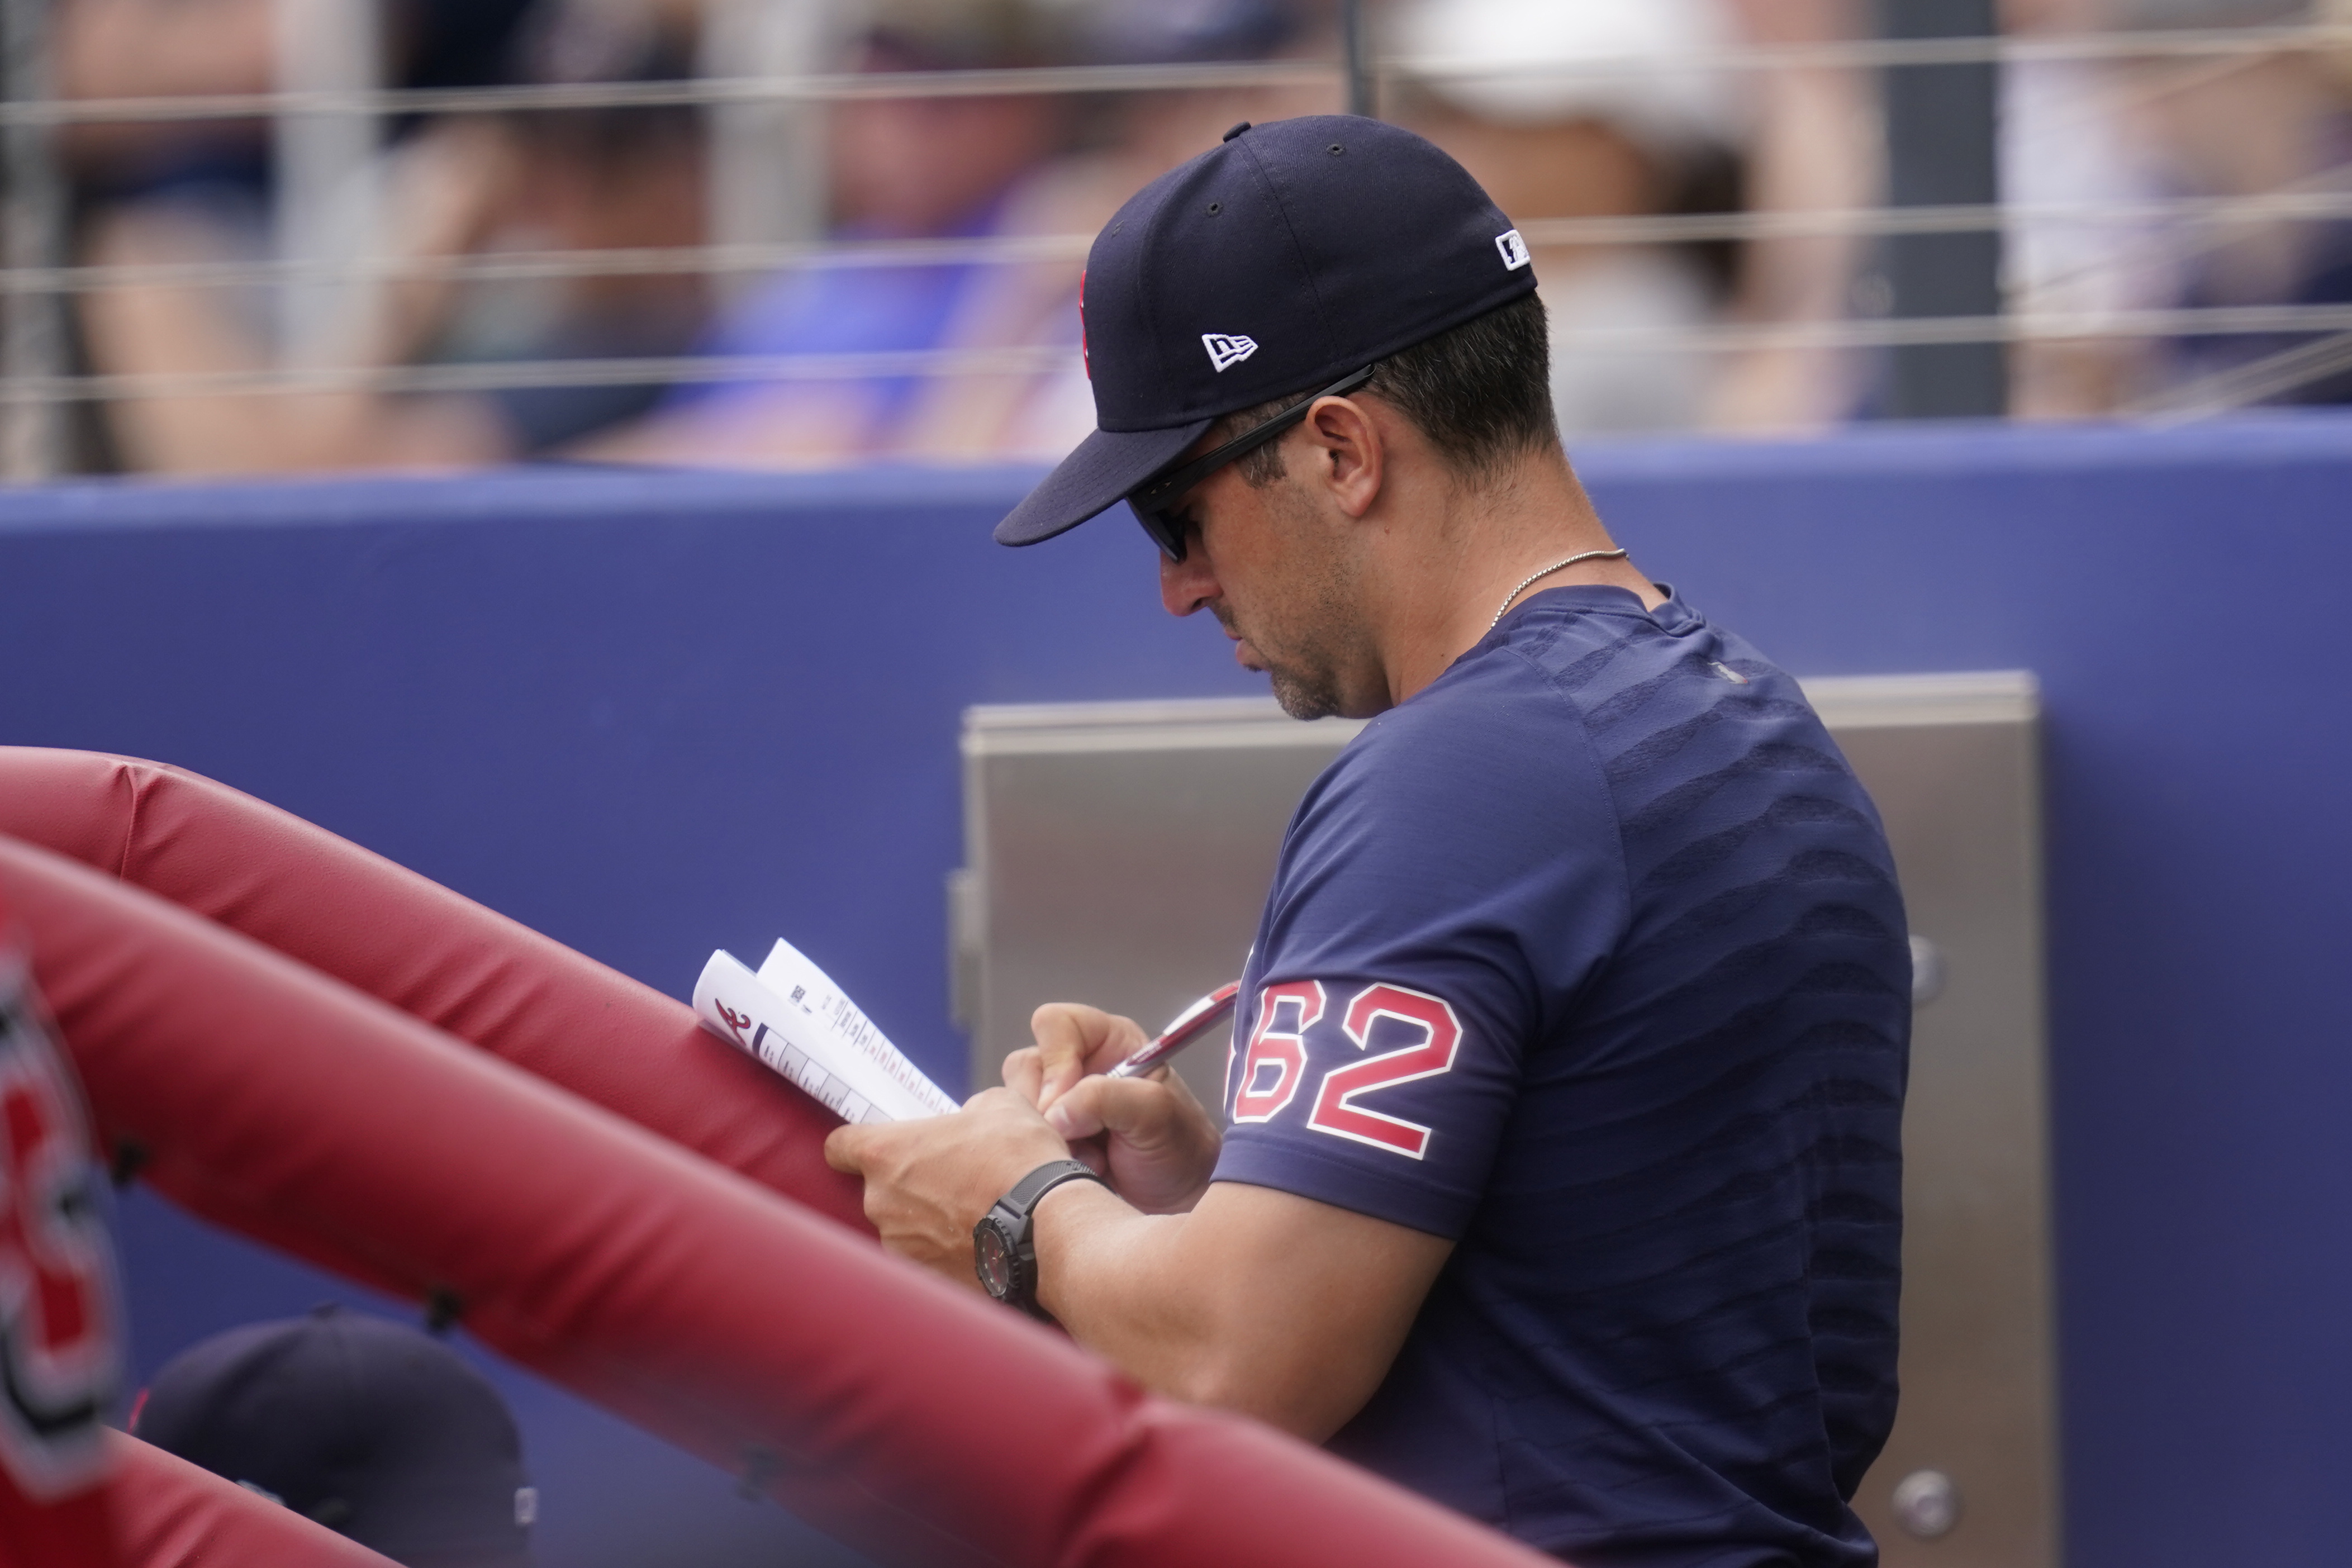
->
<box><xmin>1002</xmin><ymin>1005</ymin><xmax>1453</xmax><ymax>1445</ymax></box>
<box><xmin>1002</xmin><ymin>1003</ymin><xmax>1221</xmax><ymax>1215</ymax></box>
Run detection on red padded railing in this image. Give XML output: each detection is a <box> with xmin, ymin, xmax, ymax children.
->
<box><xmin>0</xmin><ymin>835</ymin><xmax>1552</xmax><ymax>1568</ymax></box>
<box><xmin>107</xmin><ymin>1435</ymin><xmax>404</xmax><ymax>1568</ymax></box>
<box><xmin>0</xmin><ymin>747</ymin><xmax>864</xmax><ymax>1232</ymax></box>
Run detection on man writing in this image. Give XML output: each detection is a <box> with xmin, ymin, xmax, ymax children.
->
<box><xmin>827</xmin><ymin>116</ymin><xmax>1909</xmax><ymax>1567</ymax></box>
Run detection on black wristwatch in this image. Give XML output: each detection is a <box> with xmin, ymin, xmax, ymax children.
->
<box><xmin>973</xmin><ymin>1158</ymin><xmax>1105</xmax><ymax>1320</ymax></box>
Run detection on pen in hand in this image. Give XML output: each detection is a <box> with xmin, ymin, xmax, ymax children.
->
<box><xmin>1105</xmin><ymin>981</ymin><xmax>1242</xmax><ymax>1080</ymax></box>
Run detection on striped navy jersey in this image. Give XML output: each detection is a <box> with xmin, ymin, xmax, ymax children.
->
<box><xmin>1214</xmin><ymin>585</ymin><xmax>1909</xmax><ymax>1566</ymax></box>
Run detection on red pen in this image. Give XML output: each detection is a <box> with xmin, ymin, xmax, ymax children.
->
<box><xmin>1105</xmin><ymin>981</ymin><xmax>1242</xmax><ymax>1080</ymax></box>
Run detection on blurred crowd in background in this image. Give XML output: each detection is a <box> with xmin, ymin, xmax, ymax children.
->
<box><xmin>7</xmin><ymin>0</ymin><xmax>2352</xmax><ymax>479</ymax></box>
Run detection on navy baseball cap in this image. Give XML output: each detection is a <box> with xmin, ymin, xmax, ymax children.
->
<box><xmin>995</xmin><ymin>113</ymin><xmax>1537</xmax><ymax>547</ymax></box>
<box><xmin>132</xmin><ymin>1306</ymin><xmax>535</xmax><ymax>1567</ymax></box>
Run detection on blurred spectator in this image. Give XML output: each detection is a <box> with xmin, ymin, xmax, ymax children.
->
<box><xmin>448</xmin><ymin>2</ymin><xmax>712</xmax><ymax>452</ymax></box>
<box><xmin>594</xmin><ymin>0</ymin><xmax>1087</xmax><ymax>465</ymax></box>
<box><xmin>1005</xmin><ymin>0</ymin><xmax>1876</xmax><ymax>446</ymax></box>
<box><xmin>886</xmin><ymin>0</ymin><xmax>1339</xmax><ymax>462</ymax></box>
<box><xmin>1999</xmin><ymin>0</ymin><xmax>2176</xmax><ymax>415</ymax></box>
<box><xmin>2004</xmin><ymin>0</ymin><xmax>2352</xmax><ymax>415</ymax></box>
<box><xmin>1706</xmin><ymin>0</ymin><xmax>1879</xmax><ymax>433</ymax></box>
<box><xmin>1389</xmin><ymin>0</ymin><xmax>1747</xmax><ymax>437</ymax></box>
<box><xmin>597</xmin><ymin>0</ymin><xmax>1338</xmax><ymax>467</ymax></box>
<box><xmin>74</xmin><ymin>0</ymin><xmax>709</xmax><ymax>473</ymax></box>
<box><xmin>56</xmin><ymin>0</ymin><xmax>538</xmax><ymax>207</ymax></box>
<box><xmin>51</xmin><ymin>0</ymin><xmax>544</xmax><ymax>473</ymax></box>
<box><xmin>133</xmin><ymin>1305</ymin><xmax>536</xmax><ymax>1567</ymax></box>
<box><xmin>2126</xmin><ymin>0</ymin><xmax>2352</xmax><ymax>407</ymax></box>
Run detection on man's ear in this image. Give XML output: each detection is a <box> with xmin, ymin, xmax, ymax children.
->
<box><xmin>1301</xmin><ymin>395</ymin><xmax>1384</xmax><ymax>519</ymax></box>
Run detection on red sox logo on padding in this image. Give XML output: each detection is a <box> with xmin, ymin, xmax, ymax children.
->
<box><xmin>0</xmin><ymin>951</ymin><xmax>121</xmax><ymax>1500</ymax></box>
<box><xmin>1231</xmin><ymin>980</ymin><xmax>1464</xmax><ymax>1159</ymax></box>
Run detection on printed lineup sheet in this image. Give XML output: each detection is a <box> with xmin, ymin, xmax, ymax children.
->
<box><xmin>693</xmin><ymin>939</ymin><xmax>957</xmax><ymax>1124</ymax></box>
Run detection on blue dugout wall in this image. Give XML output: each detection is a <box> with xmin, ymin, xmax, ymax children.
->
<box><xmin>2</xmin><ymin>417</ymin><xmax>2347</xmax><ymax>1567</ymax></box>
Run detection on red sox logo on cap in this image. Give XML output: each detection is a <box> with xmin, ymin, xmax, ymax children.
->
<box><xmin>0</xmin><ymin>948</ymin><xmax>121</xmax><ymax>1502</ymax></box>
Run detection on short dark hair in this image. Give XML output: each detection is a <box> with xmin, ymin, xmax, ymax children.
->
<box><xmin>1209</xmin><ymin>291</ymin><xmax>1558</xmax><ymax>487</ymax></box>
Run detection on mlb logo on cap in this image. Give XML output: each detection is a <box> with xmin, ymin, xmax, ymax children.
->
<box><xmin>995</xmin><ymin>115</ymin><xmax>1539</xmax><ymax>549</ymax></box>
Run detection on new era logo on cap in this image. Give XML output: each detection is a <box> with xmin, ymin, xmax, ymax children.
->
<box><xmin>1496</xmin><ymin>230</ymin><xmax>1531</xmax><ymax>271</ymax></box>
<box><xmin>1202</xmin><ymin>332</ymin><xmax>1259</xmax><ymax>372</ymax></box>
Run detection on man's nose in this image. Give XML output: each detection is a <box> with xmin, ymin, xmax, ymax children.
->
<box><xmin>1159</xmin><ymin>545</ymin><xmax>1218</xmax><ymax>618</ymax></box>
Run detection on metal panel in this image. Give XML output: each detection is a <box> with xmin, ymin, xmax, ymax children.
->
<box><xmin>1812</xmin><ymin>672</ymin><xmax>2057</xmax><ymax>1568</ymax></box>
<box><xmin>954</xmin><ymin>672</ymin><xmax>2053</xmax><ymax>1566</ymax></box>
<box><xmin>955</xmin><ymin>700</ymin><xmax>1363</xmax><ymax>1116</ymax></box>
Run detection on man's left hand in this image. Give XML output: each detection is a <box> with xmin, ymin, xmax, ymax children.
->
<box><xmin>823</xmin><ymin>1089</ymin><xmax>1072</xmax><ymax>1288</ymax></box>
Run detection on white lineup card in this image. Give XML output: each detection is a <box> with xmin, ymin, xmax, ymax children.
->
<box><xmin>692</xmin><ymin>943</ymin><xmax>956</xmax><ymax>1124</ymax></box>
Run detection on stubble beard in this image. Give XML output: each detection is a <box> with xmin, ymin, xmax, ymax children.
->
<box><xmin>1268</xmin><ymin>669</ymin><xmax>1344</xmax><ymax>721</ymax></box>
<box><xmin>1256</xmin><ymin>647</ymin><xmax>1346</xmax><ymax>720</ymax></box>
<box><xmin>1217</xmin><ymin>492</ymin><xmax>1365</xmax><ymax>721</ymax></box>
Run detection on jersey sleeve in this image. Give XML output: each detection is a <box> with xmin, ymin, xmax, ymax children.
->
<box><xmin>1210</xmin><ymin>681</ymin><xmax>1627</xmax><ymax>1238</ymax></box>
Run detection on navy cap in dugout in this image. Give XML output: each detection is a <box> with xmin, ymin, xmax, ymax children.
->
<box><xmin>132</xmin><ymin>1305</ymin><xmax>536</xmax><ymax>1566</ymax></box>
<box><xmin>992</xmin><ymin>114</ymin><xmax>1540</xmax><ymax>549</ymax></box>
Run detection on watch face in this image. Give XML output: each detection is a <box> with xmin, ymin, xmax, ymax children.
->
<box><xmin>975</xmin><ymin>1219</ymin><xmax>1015</xmax><ymax>1298</ymax></box>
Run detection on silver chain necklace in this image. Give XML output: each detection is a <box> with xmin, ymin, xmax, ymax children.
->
<box><xmin>1486</xmin><ymin>548</ymin><xmax>1629</xmax><ymax>635</ymax></box>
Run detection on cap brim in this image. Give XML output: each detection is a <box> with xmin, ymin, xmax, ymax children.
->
<box><xmin>994</xmin><ymin>418</ymin><xmax>1214</xmax><ymax>547</ymax></box>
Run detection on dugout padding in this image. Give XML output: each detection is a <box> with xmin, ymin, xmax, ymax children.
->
<box><xmin>0</xmin><ymin>832</ymin><xmax>1550</xmax><ymax>1568</ymax></box>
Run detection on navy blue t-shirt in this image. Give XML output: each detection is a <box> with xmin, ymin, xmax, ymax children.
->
<box><xmin>1213</xmin><ymin>585</ymin><xmax>1909</xmax><ymax>1566</ymax></box>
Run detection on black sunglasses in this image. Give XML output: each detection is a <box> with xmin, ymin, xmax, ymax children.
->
<box><xmin>1127</xmin><ymin>365</ymin><xmax>1377</xmax><ymax>563</ymax></box>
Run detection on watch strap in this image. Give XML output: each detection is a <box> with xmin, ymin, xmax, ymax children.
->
<box><xmin>999</xmin><ymin>1157</ymin><xmax>1105</xmax><ymax>1218</ymax></box>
